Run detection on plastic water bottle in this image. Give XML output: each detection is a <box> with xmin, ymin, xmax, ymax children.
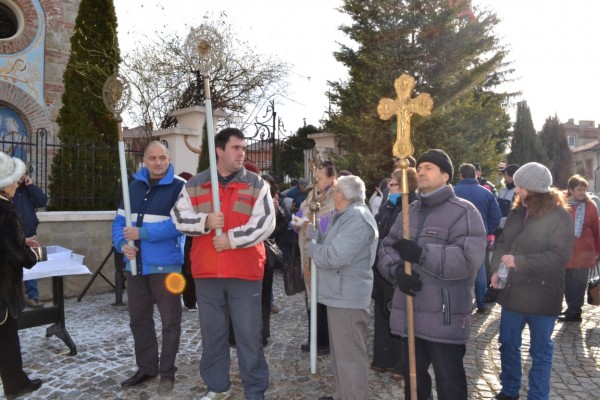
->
<box><xmin>496</xmin><ymin>261</ymin><xmax>508</xmax><ymax>289</ymax></box>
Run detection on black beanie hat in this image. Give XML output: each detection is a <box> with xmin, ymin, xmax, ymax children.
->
<box><xmin>416</xmin><ymin>149</ymin><xmax>454</xmax><ymax>182</ymax></box>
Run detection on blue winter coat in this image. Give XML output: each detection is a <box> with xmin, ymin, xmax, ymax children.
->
<box><xmin>454</xmin><ymin>178</ymin><xmax>501</xmax><ymax>235</ymax></box>
<box><xmin>112</xmin><ymin>164</ymin><xmax>185</xmax><ymax>275</ymax></box>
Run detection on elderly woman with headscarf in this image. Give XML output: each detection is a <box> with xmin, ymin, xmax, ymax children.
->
<box><xmin>491</xmin><ymin>162</ymin><xmax>574</xmax><ymax>400</ymax></box>
<box><xmin>305</xmin><ymin>175</ymin><xmax>378</xmax><ymax>400</ymax></box>
<box><xmin>0</xmin><ymin>152</ymin><xmax>43</xmax><ymax>399</ymax></box>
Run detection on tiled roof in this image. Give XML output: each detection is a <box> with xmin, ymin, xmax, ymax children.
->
<box><xmin>573</xmin><ymin>141</ymin><xmax>600</xmax><ymax>153</ymax></box>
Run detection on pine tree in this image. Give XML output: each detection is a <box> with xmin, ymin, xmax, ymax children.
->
<box><xmin>48</xmin><ymin>0</ymin><xmax>120</xmax><ymax>210</ymax></box>
<box><xmin>507</xmin><ymin>101</ymin><xmax>542</xmax><ymax>165</ymax></box>
<box><xmin>325</xmin><ymin>0</ymin><xmax>512</xmax><ymax>186</ymax></box>
<box><xmin>539</xmin><ymin>115</ymin><xmax>572</xmax><ymax>189</ymax></box>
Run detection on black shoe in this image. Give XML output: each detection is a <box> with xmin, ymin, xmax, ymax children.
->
<box><xmin>318</xmin><ymin>397</ymin><xmax>334</xmax><ymax>400</ymax></box>
<box><xmin>495</xmin><ymin>392</ymin><xmax>519</xmax><ymax>400</ymax></box>
<box><xmin>476</xmin><ymin>306</ymin><xmax>487</xmax><ymax>314</ymax></box>
<box><xmin>121</xmin><ymin>370</ymin><xmax>157</xmax><ymax>387</ymax></box>
<box><xmin>6</xmin><ymin>379</ymin><xmax>42</xmax><ymax>399</ymax></box>
<box><xmin>157</xmin><ymin>376</ymin><xmax>174</xmax><ymax>394</ymax></box>
<box><xmin>557</xmin><ymin>313</ymin><xmax>582</xmax><ymax>323</ymax></box>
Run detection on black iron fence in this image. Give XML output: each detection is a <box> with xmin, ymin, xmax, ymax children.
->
<box><xmin>0</xmin><ymin>128</ymin><xmax>145</xmax><ymax>210</ymax></box>
<box><xmin>245</xmin><ymin>100</ymin><xmax>292</xmax><ymax>181</ymax></box>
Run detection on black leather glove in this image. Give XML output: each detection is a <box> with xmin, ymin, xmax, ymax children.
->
<box><xmin>394</xmin><ymin>268</ymin><xmax>422</xmax><ymax>297</ymax></box>
<box><xmin>392</xmin><ymin>239</ymin><xmax>423</xmax><ymax>264</ymax></box>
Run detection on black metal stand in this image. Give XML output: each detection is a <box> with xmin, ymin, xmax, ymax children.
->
<box><xmin>19</xmin><ymin>277</ymin><xmax>77</xmax><ymax>355</ymax></box>
<box><xmin>77</xmin><ymin>247</ymin><xmax>126</xmax><ymax>305</ymax></box>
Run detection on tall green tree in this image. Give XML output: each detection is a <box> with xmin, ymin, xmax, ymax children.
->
<box><xmin>507</xmin><ymin>100</ymin><xmax>542</xmax><ymax>165</ymax></box>
<box><xmin>325</xmin><ymin>0</ymin><xmax>513</xmax><ymax>186</ymax></box>
<box><xmin>539</xmin><ymin>115</ymin><xmax>572</xmax><ymax>188</ymax></box>
<box><xmin>49</xmin><ymin>0</ymin><xmax>120</xmax><ymax>210</ymax></box>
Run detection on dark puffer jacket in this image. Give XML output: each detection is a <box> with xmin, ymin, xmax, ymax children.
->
<box><xmin>492</xmin><ymin>205</ymin><xmax>574</xmax><ymax>316</ymax></box>
<box><xmin>0</xmin><ymin>196</ymin><xmax>38</xmax><ymax>320</ymax></box>
<box><xmin>378</xmin><ymin>185</ymin><xmax>486</xmax><ymax>345</ymax></box>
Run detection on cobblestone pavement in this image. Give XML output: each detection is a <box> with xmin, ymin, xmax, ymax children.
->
<box><xmin>6</xmin><ymin>270</ymin><xmax>600</xmax><ymax>399</ymax></box>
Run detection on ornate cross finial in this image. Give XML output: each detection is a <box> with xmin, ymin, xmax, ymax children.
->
<box><xmin>377</xmin><ymin>74</ymin><xmax>433</xmax><ymax>159</ymax></box>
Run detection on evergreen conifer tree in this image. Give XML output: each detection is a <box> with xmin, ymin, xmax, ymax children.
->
<box><xmin>539</xmin><ymin>115</ymin><xmax>572</xmax><ymax>188</ymax></box>
<box><xmin>507</xmin><ymin>100</ymin><xmax>542</xmax><ymax>165</ymax></box>
<box><xmin>48</xmin><ymin>0</ymin><xmax>120</xmax><ymax>210</ymax></box>
<box><xmin>325</xmin><ymin>0</ymin><xmax>512</xmax><ymax>186</ymax></box>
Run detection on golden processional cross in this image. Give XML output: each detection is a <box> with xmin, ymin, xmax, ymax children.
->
<box><xmin>377</xmin><ymin>74</ymin><xmax>433</xmax><ymax>159</ymax></box>
<box><xmin>377</xmin><ymin>74</ymin><xmax>433</xmax><ymax>400</ymax></box>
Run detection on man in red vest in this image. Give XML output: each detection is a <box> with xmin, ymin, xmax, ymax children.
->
<box><xmin>171</xmin><ymin>128</ymin><xmax>275</xmax><ymax>400</ymax></box>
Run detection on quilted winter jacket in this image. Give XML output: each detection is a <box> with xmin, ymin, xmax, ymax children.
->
<box><xmin>112</xmin><ymin>165</ymin><xmax>185</xmax><ymax>275</ymax></box>
<box><xmin>170</xmin><ymin>167</ymin><xmax>275</xmax><ymax>281</ymax></box>
<box><xmin>378</xmin><ymin>185</ymin><xmax>486</xmax><ymax>345</ymax></box>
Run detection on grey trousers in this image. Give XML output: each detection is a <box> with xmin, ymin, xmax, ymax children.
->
<box><xmin>196</xmin><ymin>278</ymin><xmax>268</xmax><ymax>400</ymax></box>
<box><xmin>126</xmin><ymin>272</ymin><xmax>182</xmax><ymax>377</ymax></box>
<box><xmin>327</xmin><ymin>306</ymin><xmax>370</xmax><ymax>400</ymax></box>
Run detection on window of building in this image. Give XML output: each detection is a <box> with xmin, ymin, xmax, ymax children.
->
<box><xmin>0</xmin><ymin>1</ymin><xmax>20</xmax><ymax>40</ymax></box>
<box><xmin>568</xmin><ymin>135</ymin><xmax>576</xmax><ymax>147</ymax></box>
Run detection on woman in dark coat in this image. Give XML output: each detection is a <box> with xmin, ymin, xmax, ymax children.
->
<box><xmin>0</xmin><ymin>152</ymin><xmax>43</xmax><ymax>399</ymax></box>
<box><xmin>491</xmin><ymin>162</ymin><xmax>574</xmax><ymax>400</ymax></box>
<box><xmin>370</xmin><ymin>167</ymin><xmax>417</xmax><ymax>379</ymax></box>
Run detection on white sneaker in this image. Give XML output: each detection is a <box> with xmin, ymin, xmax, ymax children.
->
<box><xmin>200</xmin><ymin>390</ymin><xmax>231</xmax><ymax>400</ymax></box>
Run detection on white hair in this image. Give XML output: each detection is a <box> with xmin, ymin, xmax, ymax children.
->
<box><xmin>336</xmin><ymin>175</ymin><xmax>366</xmax><ymax>203</ymax></box>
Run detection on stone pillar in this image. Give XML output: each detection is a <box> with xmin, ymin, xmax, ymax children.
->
<box><xmin>154</xmin><ymin>105</ymin><xmax>228</xmax><ymax>175</ymax></box>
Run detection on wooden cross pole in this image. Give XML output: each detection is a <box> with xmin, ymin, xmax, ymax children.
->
<box><xmin>377</xmin><ymin>74</ymin><xmax>433</xmax><ymax>400</ymax></box>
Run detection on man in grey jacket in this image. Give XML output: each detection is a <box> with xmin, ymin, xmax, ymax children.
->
<box><xmin>378</xmin><ymin>149</ymin><xmax>486</xmax><ymax>400</ymax></box>
<box><xmin>306</xmin><ymin>175</ymin><xmax>378</xmax><ymax>400</ymax></box>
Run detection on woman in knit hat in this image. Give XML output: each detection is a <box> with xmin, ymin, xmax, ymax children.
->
<box><xmin>490</xmin><ymin>162</ymin><xmax>574</xmax><ymax>400</ymax></box>
<box><xmin>0</xmin><ymin>151</ymin><xmax>43</xmax><ymax>398</ymax></box>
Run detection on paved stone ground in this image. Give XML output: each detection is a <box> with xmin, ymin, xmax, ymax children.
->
<box><xmin>5</xmin><ymin>270</ymin><xmax>600</xmax><ymax>399</ymax></box>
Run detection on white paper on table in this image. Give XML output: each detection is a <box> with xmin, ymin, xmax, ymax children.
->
<box><xmin>23</xmin><ymin>261</ymin><xmax>91</xmax><ymax>281</ymax></box>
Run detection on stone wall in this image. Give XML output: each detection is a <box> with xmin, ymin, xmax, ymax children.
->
<box><xmin>35</xmin><ymin>210</ymin><xmax>120</xmax><ymax>300</ymax></box>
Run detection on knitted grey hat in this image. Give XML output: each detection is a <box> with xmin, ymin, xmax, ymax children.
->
<box><xmin>513</xmin><ymin>162</ymin><xmax>552</xmax><ymax>193</ymax></box>
<box><xmin>0</xmin><ymin>151</ymin><xmax>26</xmax><ymax>190</ymax></box>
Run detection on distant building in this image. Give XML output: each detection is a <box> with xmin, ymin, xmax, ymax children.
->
<box><xmin>564</xmin><ymin>119</ymin><xmax>600</xmax><ymax>150</ymax></box>
<box><xmin>567</xmin><ymin>119</ymin><xmax>600</xmax><ymax>192</ymax></box>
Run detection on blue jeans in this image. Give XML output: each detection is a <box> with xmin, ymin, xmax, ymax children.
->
<box><xmin>498</xmin><ymin>308</ymin><xmax>556</xmax><ymax>399</ymax></box>
<box><xmin>24</xmin><ymin>280</ymin><xmax>39</xmax><ymax>300</ymax></box>
<box><xmin>474</xmin><ymin>262</ymin><xmax>487</xmax><ymax>308</ymax></box>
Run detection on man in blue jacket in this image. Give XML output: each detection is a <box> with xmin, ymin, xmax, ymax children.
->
<box><xmin>13</xmin><ymin>172</ymin><xmax>47</xmax><ymax>309</ymax></box>
<box><xmin>112</xmin><ymin>141</ymin><xmax>185</xmax><ymax>395</ymax></box>
<box><xmin>454</xmin><ymin>163</ymin><xmax>501</xmax><ymax>313</ymax></box>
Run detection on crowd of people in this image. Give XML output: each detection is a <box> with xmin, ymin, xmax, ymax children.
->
<box><xmin>2</xmin><ymin>128</ymin><xmax>599</xmax><ymax>399</ymax></box>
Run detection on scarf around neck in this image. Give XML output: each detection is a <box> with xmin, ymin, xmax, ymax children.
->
<box><xmin>568</xmin><ymin>199</ymin><xmax>586</xmax><ymax>238</ymax></box>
